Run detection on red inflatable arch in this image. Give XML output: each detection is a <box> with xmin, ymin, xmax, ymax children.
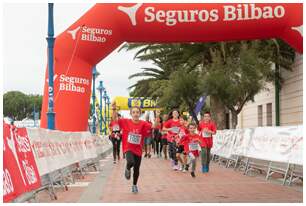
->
<box><xmin>40</xmin><ymin>3</ymin><xmax>303</xmax><ymax>131</ymax></box>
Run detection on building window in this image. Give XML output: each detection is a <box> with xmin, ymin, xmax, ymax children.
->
<box><xmin>258</xmin><ymin>105</ymin><xmax>263</xmax><ymax>126</ymax></box>
<box><xmin>266</xmin><ymin>103</ymin><xmax>272</xmax><ymax>126</ymax></box>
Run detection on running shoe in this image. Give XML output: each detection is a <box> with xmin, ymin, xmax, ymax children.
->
<box><xmin>132</xmin><ymin>185</ymin><xmax>138</xmax><ymax>193</ymax></box>
<box><xmin>113</xmin><ymin>160</ymin><xmax>116</xmax><ymax>164</ymax></box>
<box><xmin>191</xmin><ymin>171</ymin><xmax>196</xmax><ymax>178</ymax></box>
<box><xmin>148</xmin><ymin>154</ymin><xmax>151</xmax><ymax>158</ymax></box>
<box><xmin>125</xmin><ymin>168</ymin><xmax>131</xmax><ymax>180</ymax></box>
<box><xmin>182</xmin><ymin>168</ymin><xmax>187</xmax><ymax>173</ymax></box>
<box><xmin>185</xmin><ymin>164</ymin><xmax>189</xmax><ymax>171</ymax></box>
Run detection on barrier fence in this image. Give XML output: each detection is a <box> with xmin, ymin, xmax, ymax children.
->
<box><xmin>211</xmin><ymin>125</ymin><xmax>303</xmax><ymax>186</ymax></box>
<box><xmin>3</xmin><ymin>122</ymin><xmax>303</xmax><ymax>202</ymax></box>
<box><xmin>211</xmin><ymin>125</ymin><xmax>303</xmax><ymax>165</ymax></box>
<box><xmin>3</xmin><ymin>122</ymin><xmax>112</xmax><ymax>202</ymax></box>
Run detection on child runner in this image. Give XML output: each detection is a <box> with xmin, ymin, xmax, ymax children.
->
<box><xmin>176</xmin><ymin>116</ymin><xmax>188</xmax><ymax>172</ymax></box>
<box><xmin>144</xmin><ymin>115</ymin><xmax>153</xmax><ymax>158</ymax></box>
<box><xmin>182</xmin><ymin>122</ymin><xmax>203</xmax><ymax>178</ymax></box>
<box><xmin>198</xmin><ymin>111</ymin><xmax>217</xmax><ymax>173</ymax></box>
<box><xmin>163</xmin><ymin>109</ymin><xmax>181</xmax><ymax>170</ymax></box>
<box><xmin>111</xmin><ymin>102</ymin><xmax>151</xmax><ymax>193</ymax></box>
<box><xmin>109</xmin><ymin>115</ymin><xmax>122</xmax><ymax>164</ymax></box>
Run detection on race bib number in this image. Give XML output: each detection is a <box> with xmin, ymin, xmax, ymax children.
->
<box><xmin>178</xmin><ymin>131</ymin><xmax>185</xmax><ymax>138</ymax></box>
<box><xmin>113</xmin><ymin>125</ymin><xmax>120</xmax><ymax>131</ymax></box>
<box><xmin>202</xmin><ymin>130</ymin><xmax>211</xmax><ymax>138</ymax></box>
<box><xmin>171</xmin><ymin>127</ymin><xmax>180</xmax><ymax>134</ymax></box>
<box><xmin>127</xmin><ymin>133</ymin><xmax>141</xmax><ymax>145</ymax></box>
<box><xmin>189</xmin><ymin>142</ymin><xmax>199</xmax><ymax>151</ymax></box>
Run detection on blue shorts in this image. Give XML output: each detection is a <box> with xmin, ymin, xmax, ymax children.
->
<box><xmin>144</xmin><ymin>137</ymin><xmax>153</xmax><ymax>145</ymax></box>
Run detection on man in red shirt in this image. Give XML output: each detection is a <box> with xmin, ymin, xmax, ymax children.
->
<box><xmin>198</xmin><ymin>111</ymin><xmax>217</xmax><ymax>173</ymax></box>
<box><xmin>111</xmin><ymin>102</ymin><xmax>151</xmax><ymax>193</ymax></box>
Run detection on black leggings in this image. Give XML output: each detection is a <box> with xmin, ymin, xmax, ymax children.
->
<box><xmin>168</xmin><ymin>141</ymin><xmax>177</xmax><ymax>161</ymax></box>
<box><xmin>111</xmin><ymin>138</ymin><xmax>121</xmax><ymax>160</ymax></box>
<box><xmin>126</xmin><ymin>151</ymin><xmax>142</xmax><ymax>185</ymax></box>
<box><xmin>153</xmin><ymin>129</ymin><xmax>162</xmax><ymax>155</ymax></box>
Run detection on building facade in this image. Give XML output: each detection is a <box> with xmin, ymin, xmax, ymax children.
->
<box><xmin>237</xmin><ymin>53</ymin><xmax>303</xmax><ymax>128</ymax></box>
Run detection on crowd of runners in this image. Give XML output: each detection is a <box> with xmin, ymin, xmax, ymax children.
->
<box><xmin>109</xmin><ymin>102</ymin><xmax>216</xmax><ymax>193</ymax></box>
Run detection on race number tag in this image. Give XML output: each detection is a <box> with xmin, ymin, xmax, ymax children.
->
<box><xmin>178</xmin><ymin>131</ymin><xmax>185</xmax><ymax>138</ymax></box>
<box><xmin>113</xmin><ymin>125</ymin><xmax>120</xmax><ymax>131</ymax></box>
<box><xmin>127</xmin><ymin>133</ymin><xmax>141</xmax><ymax>145</ymax></box>
<box><xmin>171</xmin><ymin>127</ymin><xmax>180</xmax><ymax>134</ymax></box>
<box><xmin>202</xmin><ymin>129</ymin><xmax>211</xmax><ymax>138</ymax></box>
<box><xmin>189</xmin><ymin>142</ymin><xmax>199</xmax><ymax>151</ymax></box>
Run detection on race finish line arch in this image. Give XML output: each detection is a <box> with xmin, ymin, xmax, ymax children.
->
<box><xmin>40</xmin><ymin>3</ymin><xmax>303</xmax><ymax>132</ymax></box>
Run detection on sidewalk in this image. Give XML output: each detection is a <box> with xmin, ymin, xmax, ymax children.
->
<box><xmin>36</xmin><ymin>154</ymin><xmax>303</xmax><ymax>203</ymax></box>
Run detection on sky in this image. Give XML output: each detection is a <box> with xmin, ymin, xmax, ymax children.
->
<box><xmin>3</xmin><ymin>3</ymin><xmax>154</xmax><ymax>99</ymax></box>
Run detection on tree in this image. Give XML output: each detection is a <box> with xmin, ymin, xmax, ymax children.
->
<box><xmin>158</xmin><ymin>68</ymin><xmax>202</xmax><ymax>124</ymax></box>
<box><xmin>200</xmin><ymin>41</ymin><xmax>274</xmax><ymax>128</ymax></box>
<box><xmin>27</xmin><ymin>94</ymin><xmax>42</xmax><ymax>119</ymax></box>
<box><xmin>4</xmin><ymin>91</ymin><xmax>30</xmax><ymax>120</ymax></box>
<box><xmin>4</xmin><ymin>91</ymin><xmax>43</xmax><ymax>121</ymax></box>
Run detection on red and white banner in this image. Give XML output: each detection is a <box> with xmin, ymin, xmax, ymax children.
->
<box><xmin>27</xmin><ymin>128</ymin><xmax>111</xmax><ymax>176</ymax></box>
<box><xmin>3</xmin><ymin>122</ymin><xmax>41</xmax><ymax>203</ymax></box>
<box><xmin>211</xmin><ymin>125</ymin><xmax>303</xmax><ymax>165</ymax></box>
<box><xmin>40</xmin><ymin>3</ymin><xmax>303</xmax><ymax>132</ymax></box>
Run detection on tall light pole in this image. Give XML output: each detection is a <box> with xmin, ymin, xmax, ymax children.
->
<box><xmin>106</xmin><ymin>95</ymin><xmax>111</xmax><ymax>130</ymax></box>
<box><xmin>97</xmin><ymin>81</ymin><xmax>104</xmax><ymax>134</ymax></box>
<box><xmin>103</xmin><ymin>90</ymin><xmax>107</xmax><ymax>135</ymax></box>
<box><xmin>91</xmin><ymin>66</ymin><xmax>100</xmax><ymax>134</ymax></box>
<box><xmin>46</xmin><ymin>3</ymin><xmax>55</xmax><ymax>130</ymax></box>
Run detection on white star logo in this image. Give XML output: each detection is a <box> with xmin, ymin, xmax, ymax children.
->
<box><xmin>118</xmin><ymin>3</ymin><xmax>143</xmax><ymax>26</ymax></box>
<box><xmin>67</xmin><ymin>26</ymin><xmax>81</xmax><ymax>40</ymax></box>
<box><xmin>291</xmin><ymin>25</ymin><xmax>303</xmax><ymax>37</ymax></box>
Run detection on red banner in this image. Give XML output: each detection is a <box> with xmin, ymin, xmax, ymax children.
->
<box><xmin>40</xmin><ymin>3</ymin><xmax>302</xmax><ymax>132</ymax></box>
<box><xmin>3</xmin><ymin>122</ymin><xmax>41</xmax><ymax>202</ymax></box>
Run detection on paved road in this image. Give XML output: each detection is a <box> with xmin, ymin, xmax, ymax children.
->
<box><xmin>36</xmin><ymin>154</ymin><xmax>303</xmax><ymax>203</ymax></box>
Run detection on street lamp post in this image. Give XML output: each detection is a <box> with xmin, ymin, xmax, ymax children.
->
<box><xmin>103</xmin><ymin>90</ymin><xmax>107</xmax><ymax>135</ymax></box>
<box><xmin>46</xmin><ymin>3</ymin><xmax>56</xmax><ymax>130</ymax></box>
<box><xmin>91</xmin><ymin>66</ymin><xmax>100</xmax><ymax>134</ymax></box>
<box><xmin>97</xmin><ymin>81</ymin><xmax>104</xmax><ymax>134</ymax></box>
<box><xmin>106</xmin><ymin>96</ymin><xmax>111</xmax><ymax>130</ymax></box>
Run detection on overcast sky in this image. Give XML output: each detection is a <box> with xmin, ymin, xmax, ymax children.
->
<box><xmin>3</xmin><ymin>3</ymin><xmax>154</xmax><ymax>99</ymax></box>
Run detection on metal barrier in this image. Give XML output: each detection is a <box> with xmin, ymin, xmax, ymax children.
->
<box><xmin>11</xmin><ymin>143</ymin><xmax>113</xmax><ymax>203</ymax></box>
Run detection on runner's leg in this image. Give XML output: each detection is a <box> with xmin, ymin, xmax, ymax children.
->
<box><xmin>133</xmin><ymin>154</ymin><xmax>142</xmax><ymax>185</ymax></box>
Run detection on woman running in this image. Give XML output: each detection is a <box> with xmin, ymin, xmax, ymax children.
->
<box><xmin>153</xmin><ymin>110</ymin><xmax>163</xmax><ymax>158</ymax></box>
<box><xmin>111</xmin><ymin>102</ymin><xmax>151</xmax><ymax>193</ymax></box>
<box><xmin>109</xmin><ymin>114</ymin><xmax>122</xmax><ymax>164</ymax></box>
<box><xmin>163</xmin><ymin>109</ymin><xmax>181</xmax><ymax>170</ymax></box>
<box><xmin>161</xmin><ymin>114</ymin><xmax>169</xmax><ymax>159</ymax></box>
<box><xmin>198</xmin><ymin>111</ymin><xmax>217</xmax><ymax>173</ymax></box>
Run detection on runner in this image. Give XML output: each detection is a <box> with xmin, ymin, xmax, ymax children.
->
<box><xmin>144</xmin><ymin>114</ymin><xmax>153</xmax><ymax>158</ymax></box>
<box><xmin>182</xmin><ymin>122</ymin><xmax>203</xmax><ymax>178</ymax></box>
<box><xmin>176</xmin><ymin>116</ymin><xmax>188</xmax><ymax>172</ymax></box>
<box><xmin>163</xmin><ymin>109</ymin><xmax>181</xmax><ymax>170</ymax></box>
<box><xmin>198</xmin><ymin>111</ymin><xmax>217</xmax><ymax>173</ymax></box>
<box><xmin>109</xmin><ymin>114</ymin><xmax>122</xmax><ymax>164</ymax></box>
<box><xmin>153</xmin><ymin>110</ymin><xmax>163</xmax><ymax>158</ymax></box>
<box><xmin>161</xmin><ymin>114</ymin><xmax>169</xmax><ymax>159</ymax></box>
<box><xmin>111</xmin><ymin>102</ymin><xmax>151</xmax><ymax>193</ymax></box>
